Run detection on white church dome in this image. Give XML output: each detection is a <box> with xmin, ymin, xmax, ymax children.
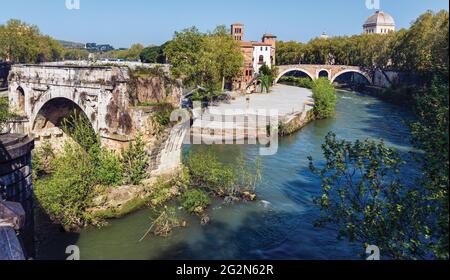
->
<box><xmin>364</xmin><ymin>10</ymin><xmax>395</xmax><ymax>27</ymax></box>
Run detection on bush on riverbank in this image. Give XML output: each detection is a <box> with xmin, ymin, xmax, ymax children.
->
<box><xmin>185</xmin><ymin>150</ymin><xmax>262</xmax><ymax>199</ymax></box>
<box><xmin>180</xmin><ymin>189</ymin><xmax>210</xmax><ymax>215</ymax></box>
<box><xmin>121</xmin><ymin>134</ymin><xmax>148</xmax><ymax>185</ymax></box>
<box><xmin>33</xmin><ymin>113</ymin><xmax>151</xmax><ymax>229</ymax></box>
<box><xmin>312</xmin><ymin>78</ymin><xmax>337</xmax><ymax>119</ymax></box>
<box><xmin>0</xmin><ymin>96</ymin><xmax>17</xmax><ymax>133</ymax></box>
<box><xmin>34</xmin><ymin>143</ymin><xmax>98</xmax><ymax>230</ymax></box>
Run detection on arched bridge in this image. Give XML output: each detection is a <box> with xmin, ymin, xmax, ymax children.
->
<box><xmin>275</xmin><ymin>64</ymin><xmax>373</xmax><ymax>85</ymax></box>
<box><xmin>7</xmin><ymin>64</ymin><xmax>182</xmax><ymax>152</ymax></box>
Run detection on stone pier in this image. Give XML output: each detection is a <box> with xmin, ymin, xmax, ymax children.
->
<box><xmin>0</xmin><ymin>133</ymin><xmax>35</xmax><ymax>259</ymax></box>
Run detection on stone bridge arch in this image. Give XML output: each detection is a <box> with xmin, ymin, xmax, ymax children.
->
<box><xmin>316</xmin><ymin>69</ymin><xmax>331</xmax><ymax>79</ymax></box>
<box><xmin>274</xmin><ymin>67</ymin><xmax>315</xmax><ymax>83</ymax></box>
<box><xmin>331</xmin><ymin>69</ymin><xmax>372</xmax><ymax>85</ymax></box>
<box><xmin>275</xmin><ymin>64</ymin><xmax>373</xmax><ymax>85</ymax></box>
<box><xmin>31</xmin><ymin>96</ymin><xmax>95</xmax><ymax>134</ymax></box>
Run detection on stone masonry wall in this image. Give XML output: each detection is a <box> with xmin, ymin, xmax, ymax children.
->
<box><xmin>0</xmin><ymin>133</ymin><xmax>35</xmax><ymax>259</ymax></box>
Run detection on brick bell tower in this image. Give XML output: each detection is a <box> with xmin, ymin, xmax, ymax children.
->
<box><xmin>231</xmin><ymin>23</ymin><xmax>244</xmax><ymax>41</ymax></box>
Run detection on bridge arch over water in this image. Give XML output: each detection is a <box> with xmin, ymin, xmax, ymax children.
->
<box><xmin>331</xmin><ymin>69</ymin><xmax>372</xmax><ymax>85</ymax></box>
<box><xmin>275</xmin><ymin>67</ymin><xmax>315</xmax><ymax>83</ymax></box>
<box><xmin>275</xmin><ymin>64</ymin><xmax>373</xmax><ymax>85</ymax></box>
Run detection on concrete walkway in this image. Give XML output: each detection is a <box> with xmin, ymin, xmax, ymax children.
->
<box><xmin>190</xmin><ymin>84</ymin><xmax>314</xmax><ymax>142</ymax></box>
<box><xmin>209</xmin><ymin>84</ymin><xmax>313</xmax><ymax>117</ymax></box>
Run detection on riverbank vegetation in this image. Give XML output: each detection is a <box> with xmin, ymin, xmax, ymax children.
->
<box><xmin>309</xmin><ymin>10</ymin><xmax>449</xmax><ymax>259</ymax></box>
<box><xmin>185</xmin><ymin>150</ymin><xmax>261</xmax><ymax>201</ymax></box>
<box><xmin>33</xmin><ymin>112</ymin><xmax>148</xmax><ymax>229</ymax></box>
<box><xmin>33</xmin><ymin>111</ymin><xmax>262</xmax><ymax>233</ymax></box>
<box><xmin>0</xmin><ymin>97</ymin><xmax>16</xmax><ymax>132</ymax></box>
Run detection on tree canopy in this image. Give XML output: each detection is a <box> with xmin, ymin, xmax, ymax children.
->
<box><xmin>0</xmin><ymin>19</ymin><xmax>63</xmax><ymax>63</ymax></box>
<box><xmin>164</xmin><ymin>25</ymin><xmax>243</xmax><ymax>90</ymax></box>
<box><xmin>276</xmin><ymin>9</ymin><xmax>449</xmax><ymax>79</ymax></box>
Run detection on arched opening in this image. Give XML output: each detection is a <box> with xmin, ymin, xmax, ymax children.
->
<box><xmin>258</xmin><ymin>55</ymin><xmax>264</xmax><ymax>64</ymax></box>
<box><xmin>16</xmin><ymin>86</ymin><xmax>25</xmax><ymax>112</ymax></box>
<box><xmin>33</xmin><ymin>98</ymin><xmax>91</xmax><ymax>133</ymax></box>
<box><xmin>318</xmin><ymin>70</ymin><xmax>329</xmax><ymax>79</ymax></box>
<box><xmin>332</xmin><ymin>71</ymin><xmax>371</xmax><ymax>89</ymax></box>
<box><xmin>276</xmin><ymin>69</ymin><xmax>314</xmax><ymax>87</ymax></box>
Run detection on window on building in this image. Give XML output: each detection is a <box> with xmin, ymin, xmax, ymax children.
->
<box><xmin>258</xmin><ymin>55</ymin><xmax>264</xmax><ymax>64</ymax></box>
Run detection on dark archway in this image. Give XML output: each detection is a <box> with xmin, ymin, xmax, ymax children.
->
<box><xmin>332</xmin><ymin>71</ymin><xmax>371</xmax><ymax>86</ymax></box>
<box><xmin>318</xmin><ymin>70</ymin><xmax>329</xmax><ymax>79</ymax></box>
<box><xmin>16</xmin><ymin>86</ymin><xmax>25</xmax><ymax>112</ymax></box>
<box><xmin>276</xmin><ymin>70</ymin><xmax>314</xmax><ymax>86</ymax></box>
<box><xmin>32</xmin><ymin>98</ymin><xmax>91</xmax><ymax>132</ymax></box>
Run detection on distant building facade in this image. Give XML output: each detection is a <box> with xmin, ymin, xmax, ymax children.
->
<box><xmin>363</xmin><ymin>10</ymin><xmax>396</xmax><ymax>34</ymax></box>
<box><xmin>231</xmin><ymin>24</ymin><xmax>277</xmax><ymax>90</ymax></box>
<box><xmin>86</xmin><ymin>43</ymin><xmax>115</xmax><ymax>52</ymax></box>
<box><xmin>319</xmin><ymin>32</ymin><xmax>329</xmax><ymax>39</ymax></box>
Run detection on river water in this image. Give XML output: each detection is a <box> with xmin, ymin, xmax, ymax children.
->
<box><xmin>36</xmin><ymin>90</ymin><xmax>418</xmax><ymax>260</ymax></box>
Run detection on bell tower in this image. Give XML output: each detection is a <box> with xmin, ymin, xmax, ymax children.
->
<box><xmin>231</xmin><ymin>23</ymin><xmax>244</xmax><ymax>41</ymax></box>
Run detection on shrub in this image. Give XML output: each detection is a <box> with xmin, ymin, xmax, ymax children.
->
<box><xmin>121</xmin><ymin>134</ymin><xmax>149</xmax><ymax>185</ymax></box>
<box><xmin>32</xmin><ymin>140</ymin><xmax>55</xmax><ymax>179</ymax></box>
<box><xmin>296</xmin><ymin>77</ymin><xmax>314</xmax><ymax>89</ymax></box>
<box><xmin>34</xmin><ymin>142</ymin><xmax>97</xmax><ymax>229</ymax></box>
<box><xmin>0</xmin><ymin>96</ymin><xmax>16</xmax><ymax>133</ymax></box>
<box><xmin>62</xmin><ymin>110</ymin><xmax>99</xmax><ymax>154</ymax></box>
<box><xmin>185</xmin><ymin>150</ymin><xmax>235</xmax><ymax>194</ymax></box>
<box><xmin>96</xmin><ymin>148</ymin><xmax>124</xmax><ymax>186</ymax></box>
<box><xmin>185</xmin><ymin>150</ymin><xmax>262</xmax><ymax>197</ymax></box>
<box><xmin>312</xmin><ymin>77</ymin><xmax>337</xmax><ymax>119</ymax></box>
<box><xmin>181</xmin><ymin>189</ymin><xmax>210</xmax><ymax>214</ymax></box>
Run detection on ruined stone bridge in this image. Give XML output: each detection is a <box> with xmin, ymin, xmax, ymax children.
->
<box><xmin>8</xmin><ymin>64</ymin><xmax>182</xmax><ymax>149</ymax></box>
<box><xmin>275</xmin><ymin>64</ymin><xmax>373</xmax><ymax>85</ymax></box>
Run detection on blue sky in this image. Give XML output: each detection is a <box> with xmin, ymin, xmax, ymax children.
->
<box><xmin>0</xmin><ymin>0</ymin><xmax>448</xmax><ymax>48</ymax></box>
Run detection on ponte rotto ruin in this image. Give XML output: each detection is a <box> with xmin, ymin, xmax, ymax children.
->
<box><xmin>7</xmin><ymin>64</ymin><xmax>182</xmax><ymax>150</ymax></box>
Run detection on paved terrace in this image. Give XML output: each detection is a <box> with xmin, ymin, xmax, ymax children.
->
<box><xmin>206</xmin><ymin>84</ymin><xmax>313</xmax><ymax>118</ymax></box>
<box><xmin>191</xmin><ymin>84</ymin><xmax>314</xmax><ymax>142</ymax></box>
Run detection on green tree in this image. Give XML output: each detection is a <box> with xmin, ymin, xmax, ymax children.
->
<box><xmin>309</xmin><ymin>133</ymin><xmax>435</xmax><ymax>259</ymax></box>
<box><xmin>205</xmin><ymin>25</ymin><xmax>244</xmax><ymax>90</ymax></box>
<box><xmin>121</xmin><ymin>134</ymin><xmax>148</xmax><ymax>185</ymax></box>
<box><xmin>164</xmin><ymin>27</ymin><xmax>206</xmax><ymax>87</ymax></box>
<box><xmin>0</xmin><ymin>97</ymin><xmax>16</xmax><ymax>133</ymax></box>
<box><xmin>165</xmin><ymin>25</ymin><xmax>244</xmax><ymax>91</ymax></box>
<box><xmin>311</xmin><ymin>78</ymin><xmax>337</xmax><ymax>119</ymax></box>
<box><xmin>34</xmin><ymin>142</ymin><xmax>97</xmax><ymax>229</ymax></box>
<box><xmin>410</xmin><ymin>75</ymin><xmax>449</xmax><ymax>259</ymax></box>
<box><xmin>0</xmin><ymin>19</ymin><xmax>63</xmax><ymax>63</ymax></box>
<box><xmin>63</xmin><ymin>48</ymin><xmax>90</xmax><ymax>61</ymax></box>
<box><xmin>140</xmin><ymin>44</ymin><xmax>167</xmax><ymax>64</ymax></box>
